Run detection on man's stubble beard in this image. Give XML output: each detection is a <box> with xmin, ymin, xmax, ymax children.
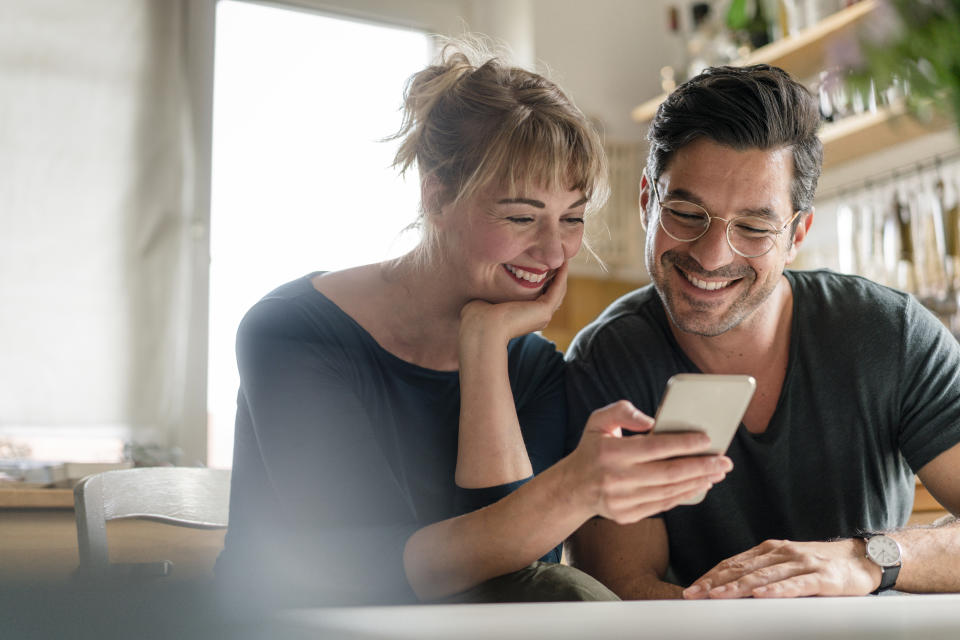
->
<box><xmin>649</xmin><ymin>249</ymin><xmax>782</xmax><ymax>338</ymax></box>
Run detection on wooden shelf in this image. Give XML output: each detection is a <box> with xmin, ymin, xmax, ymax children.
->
<box><xmin>820</xmin><ymin>102</ymin><xmax>954</xmax><ymax>169</ymax></box>
<box><xmin>631</xmin><ymin>0</ymin><xmax>877</xmax><ymax>123</ymax></box>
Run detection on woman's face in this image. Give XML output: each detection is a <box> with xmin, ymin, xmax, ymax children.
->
<box><xmin>435</xmin><ymin>182</ymin><xmax>587</xmax><ymax>303</ymax></box>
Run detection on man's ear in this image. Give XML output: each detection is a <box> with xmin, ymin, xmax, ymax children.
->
<box><xmin>785</xmin><ymin>208</ymin><xmax>814</xmax><ymax>264</ymax></box>
<box><xmin>639</xmin><ymin>171</ymin><xmax>651</xmax><ymax>230</ymax></box>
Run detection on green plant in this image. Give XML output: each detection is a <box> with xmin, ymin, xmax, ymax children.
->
<box><xmin>845</xmin><ymin>0</ymin><xmax>960</xmax><ymax>128</ymax></box>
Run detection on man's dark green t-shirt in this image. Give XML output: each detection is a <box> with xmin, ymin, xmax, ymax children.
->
<box><xmin>565</xmin><ymin>270</ymin><xmax>960</xmax><ymax>586</ymax></box>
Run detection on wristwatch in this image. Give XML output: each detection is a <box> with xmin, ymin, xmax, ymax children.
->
<box><xmin>863</xmin><ymin>534</ymin><xmax>902</xmax><ymax>594</ymax></box>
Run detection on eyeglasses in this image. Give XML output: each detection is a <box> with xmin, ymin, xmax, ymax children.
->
<box><xmin>645</xmin><ymin>178</ymin><xmax>803</xmax><ymax>258</ymax></box>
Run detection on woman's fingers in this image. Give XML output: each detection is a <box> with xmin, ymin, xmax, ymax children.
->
<box><xmin>459</xmin><ymin>261</ymin><xmax>571</xmax><ymax>340</ymax></box>
<box><xmin>604</xmin><ymin>455</ymin><xmax>731</xmax><ymax>491</ymax></box>
<box><xmin>538</xmin><ymin>261</ymin><xmax>568</xmax><ymax>312</ymax></box>
<box><xmin>584</xmin><ymin>399</ymin><xmax>657</xmax><ymax>437</ymax></box>
<box><xmin>572</xmin><ymin>399</ymin><xmax>735</xmax><ymax>521</ymax></box>
<box><xmin>601</xmin><ymin>481</ymin><xmax>717</xmax><ymax>524</ymax></box>
<box><xmin>620</xmin><ymin>431</ymin><xmax>718</xmax><ymax>463</ymax></box>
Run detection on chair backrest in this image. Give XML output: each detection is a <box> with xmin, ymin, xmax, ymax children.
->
<box><xmin>74</xmin><ymin>467</ymin><xmax>231</xmax><ymax>575</ymax></box>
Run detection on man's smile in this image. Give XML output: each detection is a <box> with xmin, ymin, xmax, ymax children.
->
<box><xmin>681</xmin><ymin>270</ymin><xmax>737</xmax><ymax>291</ymax></box>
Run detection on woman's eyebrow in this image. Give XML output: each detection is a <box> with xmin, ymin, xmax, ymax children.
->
<box><xmin>497</xmin><ymin>198</ymin><xmax>545</xmax><ymax>208</ymax></box>
<box><xmin>496</xmin><ymin>196</ymin><xmax>588</xmax><ymax>209</ymax></box>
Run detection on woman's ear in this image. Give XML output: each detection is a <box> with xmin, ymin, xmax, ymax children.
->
<box><xmin>421</xmin><ymin>174</ymin><xmax>445</xmax><ymax>221</ymax></box>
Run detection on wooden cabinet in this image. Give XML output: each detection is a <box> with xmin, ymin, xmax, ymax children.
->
<box><xmin>542</xmin><ymin>274</ymin><xmax>640</xmax><ymax>352</ymax></box>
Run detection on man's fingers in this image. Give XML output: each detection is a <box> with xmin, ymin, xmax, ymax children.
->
<box><xmin>705</xmin><ymin>561</ymin><xmax>807</xmax><ymax>599</ymax></box>
<box><xmin>752</xmin><ymin>573</ymin><xmax>822</xmax><ymax>599</ymax></box>
<box><xmin>684</xmin><ymin>543</ymin><xmax>778</xmax><ymax>597</ymax></box>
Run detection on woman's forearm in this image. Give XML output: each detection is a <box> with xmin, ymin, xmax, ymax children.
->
<box><xmin>403</xmin><ymin>456</ymin><xmax>589</xmax><ymax>600</ymax></box>
<box><xmin>455</xmin><ymin>325</ymin><xmax>533</xmax><ymax>488</ymax></box>
<box><xmin>406</xmin><ymin>400</ymin><xmax>731</xmax><ymax>600</ymax></box>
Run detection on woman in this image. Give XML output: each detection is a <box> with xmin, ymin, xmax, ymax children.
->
<box><xmin>217</xmin><ymin>40</ymin><xmax>730</xmax><ymax>607</ymax></box>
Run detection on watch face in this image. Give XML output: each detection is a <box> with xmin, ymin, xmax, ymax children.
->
<box><xmin>866</xmin><ymin>536</ymin><xmax>901</xmax><ymax>567</ymax></box>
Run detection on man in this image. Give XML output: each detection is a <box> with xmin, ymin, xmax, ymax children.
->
<box><xmin>565</xmin><ymin>64</ymin><xmax>960</xmax><ymax>599</ymax></box>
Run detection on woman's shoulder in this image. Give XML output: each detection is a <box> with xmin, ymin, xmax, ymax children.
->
<box><xmin>237</xmin><ymin>272</ymin><xmax>361</xmax><ymax>346</ymax></box>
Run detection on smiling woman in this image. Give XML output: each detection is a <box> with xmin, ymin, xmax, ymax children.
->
<box><xmin>216</xmin><ymin>37</ymin><xmax>733</xmax><ymax>609</ymax></box>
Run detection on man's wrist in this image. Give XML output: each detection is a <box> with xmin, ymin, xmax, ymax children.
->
<box><xmin>861</xmin><ymin>534</ymin><xmax>903</xmax><ymax>594</ymax></box>
<box><xmin>851</xmin><ymin>537</ymin><xmax>884</xmax><ymax>593</ymax></box>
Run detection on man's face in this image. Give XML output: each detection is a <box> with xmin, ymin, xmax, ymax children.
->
<box><xmin>643</xmin><ymin>138</ymin><xmax>808</xmax><ymax>337</ymax></box>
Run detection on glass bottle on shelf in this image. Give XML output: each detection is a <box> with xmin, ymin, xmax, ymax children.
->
<box><xmin>685</xmin><ymin>2</ymin><xmax>739</xmax><ymax>80</ymax></box>
<box><xmin>913</xmin><ymin>173</ymin><xmax>948</xmax><ymax>301</ymax></box>
<box><xmin>746</xmin><ymin>0</ymin><xmax>773</xmax><ymax>49</ymax></box>
<box><xmin>661</xmin><ymin>4</ymin><xmax>683</xmax><ymax>91</ymax></box>
<box><xmin>894</xmin><ymin>183</ymin><xmax>918</xmax><ymax>294</ymax></box>
<box><xmin>939</xmin><ymin>171</ymin><xmax>960</xmax><ymax>294</ymax></box>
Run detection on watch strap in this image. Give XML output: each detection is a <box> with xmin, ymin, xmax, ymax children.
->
<box><xmin>864</xmin><ymin>534</ymin><xmax>902</xmax><ymax>594</ymax></box>
<box><xmin>873</xmin><ymin>563</ymin><xmax>901</xmax><ymax>594</ymax></box>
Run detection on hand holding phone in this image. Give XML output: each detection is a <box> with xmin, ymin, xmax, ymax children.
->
<box><xmin>653</xmin><ymin>373</ymin><xmax>756</xmax><ymax>504</ymax></box>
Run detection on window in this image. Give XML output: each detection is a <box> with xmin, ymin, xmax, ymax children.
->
<box><xmin>207</xmin><ymin>1</ymin><xmax>430</xmax><ymax>467</ymax></box>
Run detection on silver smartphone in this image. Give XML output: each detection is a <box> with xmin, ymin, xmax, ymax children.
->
<box><xmin>653</xmin><ymin>373</ymin><xmax>756</xmax><ymax>505</ymax></box>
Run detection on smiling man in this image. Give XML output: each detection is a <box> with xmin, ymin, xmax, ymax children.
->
<box><xmin>564</xmin><ymin>65</ymin><xmax>960</xmax><ymax>599</ymax></box>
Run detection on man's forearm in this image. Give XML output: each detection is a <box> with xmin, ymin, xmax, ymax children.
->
<box><xmin>622</xmin><ymin>574</ymin><xmax>685</xmax><ymax>600</ymax></box>
<box><xmin>887</xmin><ymin>516</ymin><xmax>960</xmax><ymax>593</ymax></box>
<box><xmin>566</xmin><ymin>565</ymin><xmax>683</xmax><ymax>600</ymax></box>
<box><xmin>566</xmin><ymin>516</ymin><xmax>683</xmax><ymax>600</ymax></box>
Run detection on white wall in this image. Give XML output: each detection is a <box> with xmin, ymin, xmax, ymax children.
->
<box><xmin>293</xmin><ymin>0</ymin><xmax>681</xmax><ymax>143</ymax></box>
<box><xmin>531</xmin><ymin>0</ymin><xmax>683</xmax><ymax>143</ymax></box>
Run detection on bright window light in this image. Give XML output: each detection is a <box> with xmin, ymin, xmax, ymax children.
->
<box><xmin>207</xmin><ymin>1</ymin><xmax>430</xmax><ymax>468</ymax></box>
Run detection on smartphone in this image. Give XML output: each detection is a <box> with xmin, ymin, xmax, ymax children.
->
<box><xmin>653</xmin><ymin>373</ymin><xmax>756</xmax><ymax>505</ymax></box>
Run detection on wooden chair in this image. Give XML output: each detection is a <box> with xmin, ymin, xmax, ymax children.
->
<box><xmin>73</xmin><ymin>467</ymin><xmax>230</xmax><ymax>579</ymax></box>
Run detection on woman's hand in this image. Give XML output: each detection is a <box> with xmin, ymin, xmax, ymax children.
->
<box><xmin>454</xmin><ymin>264</ymin><xmax>569</xmax><ymax>490</ymax></box>
<box><xmin>459</xmin><ymin>262</ymin><xmax>569</xmax><ymax>347</ymax></box>
<box><xmin>562</xmin><ymin>400</ymin><xmax>733</xmax><ymax>524</ymax></box>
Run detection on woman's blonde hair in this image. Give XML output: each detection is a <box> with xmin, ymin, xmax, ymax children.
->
<box><xmin>390</xmin><ymin>37</ymin><xmax>609</xmax><ymax>252</ymax></box>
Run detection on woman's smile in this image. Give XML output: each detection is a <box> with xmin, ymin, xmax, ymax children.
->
<box><xmin>504</xmin><ymin>264</ymin><xmax>550</xmax><ymax>288</ymax></box>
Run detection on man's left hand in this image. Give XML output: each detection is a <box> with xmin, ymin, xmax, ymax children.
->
<box><xmin>682</xmin><ymin>538</ymin><xmax>883</xmax><ymax>599</ymax></box>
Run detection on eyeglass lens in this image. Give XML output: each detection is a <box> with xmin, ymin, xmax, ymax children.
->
<box><xmin>660</xmin><ymin>202</ymin><xmax>779</xmax><ymax>257</ymax></box>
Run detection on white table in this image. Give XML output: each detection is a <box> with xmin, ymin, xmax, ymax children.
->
<box><xmin>277</xmin><ymin>594</ymin><xmax>960</xmax><ymax>639</ymax></box>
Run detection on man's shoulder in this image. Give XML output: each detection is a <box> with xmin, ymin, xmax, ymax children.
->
<box><xmin>566</xmin><ymin>283</ymin><xmax>664</xmax><ymax>360</ymax></box>
<box><xmin>789</xmin><ymin>268</ymin><xmax>909</xmax><ymax>300</ymax></box>
<box><xmin>788</xmin><ymin>269</ymin><xmax>913</xmax><ymax>320</ymax></box>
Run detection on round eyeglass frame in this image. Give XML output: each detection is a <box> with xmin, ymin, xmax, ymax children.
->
<box><xmin>644</xmin><ymin>177</ymin><xmax>804</xmax><ymax>259</ymax></box>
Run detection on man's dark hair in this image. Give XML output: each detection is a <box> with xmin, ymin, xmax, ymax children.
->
<box><xmin>647</xmin><ymin>64</ymin><xmax>822</xmax><ymax>214</ymax></box>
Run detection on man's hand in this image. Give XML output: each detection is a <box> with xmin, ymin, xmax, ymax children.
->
<box><xmin>682</xmin><ymin>538</ymin><xmax>883</xmax><ymax>599</ymax></box>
